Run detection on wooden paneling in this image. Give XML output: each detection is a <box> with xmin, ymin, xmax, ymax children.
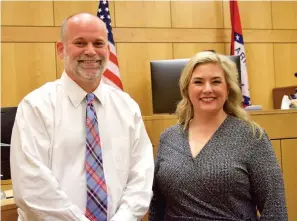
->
<box><xmin>173</xmin><ymin>43</ymin><xmax>226</xmax><ymax>59</ymax></box>
<box><xmin>1</xmin><ymin>180</ymin><xmax>12</xmax><ymax>191</ymax></box>
<box><xmin>114</xmin><ymin>1</ymin><xmax>171</xmax><ymax>27</ymax></box>
<box><xmin>1</xmin><ymin>27</ymin><xmax>60</xmax><ymax>43</ymax></box>
<box><xmin>1</xmin><ymin>1</ymin><xmax>54</xmax><ymax>26</ymax></box>
<box><xmin>171</xmin><ymin>1</ymin><xmax>223</xmax><ymax>28</ymax></box>
<box><xmin>143</xmin><ymin>110</ymin><xmax>297</xmax><ymax>158</ymax></box>
<box><xmin>271</xmin><ymin>140</ymin><xmax>282</xmax><ymax>169</ymax></box>
<box><xmin>224</xmin><ymin>43</ymin><xmax>231</xmax><ymax>57</ymax></box>
<box><xmin>1</xmin><ymin>43</ymin><xmax>57</xmax><ymax>107</ymax></box>
<box><xmin>244</xmin><ymin>44</ymin><xmax>275</xmax><ymax>110</ymax></box>
<box><xmin>143</xmin><ymin>115</ymin><xmax>178</xmax><ymax>149</ymax></box>
<box><xmin>53</xmin><ymin>1</ymin><xmax>115</xmax><ymax>27</ymax></box>
<box><xmin>116</xmin><ymin>43</ymin><xmax>173</xmax><ymax>116</ymax></box>
<box><xmin>223</xmin><ymin>1</ymin><xmax>272</xmax><ymax>29</ymax></box>
<box><xmin>251</xmin><ymin>110</ymin><xmax>297</xmax><ymax>140</ymax></box>
<box><xmin>2</xmin><ymin>27</ymin><xmax>297</xmax><ymax>43</ymax></box>
<box><xmin>272</xmin><ymin>2</ymin><xmax>297</xmax><ymax>30</ymax></box>
<box><xmin>143</xmin><ymin>110</ymin><xmax>297</xmax><ymax>145</ymax></box>
<box><xmin>281</xmin><ymin>139</ymin><xmax>297</xmax><ymax>221</ymax></box>
<box><xmin>274</xmin><ymin>44</ymin><xmax>297</xmax><ymax>87</ymax></box>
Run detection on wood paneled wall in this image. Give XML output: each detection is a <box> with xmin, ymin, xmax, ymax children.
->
<box><xmin>1</xmin><ymin>1</ymin><xmax>297</xmax><ymax>115</ymax></box>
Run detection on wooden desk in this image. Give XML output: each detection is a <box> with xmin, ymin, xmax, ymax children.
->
<box><xmin>1</xmin><ymin>180</ymin><xmax>17</xmax><ymax>221</ymax></box>
<box><xmin>1</xmin><ymin>198</ymin><xmax>17</xmax><ymax>221</ymax></box>
<box><xmin>143</xmin><ymin>109</ymin><xmax>297</xmax><ymax>147</ymax></box>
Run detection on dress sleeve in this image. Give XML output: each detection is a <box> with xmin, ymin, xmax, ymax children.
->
<box><xmin>248</xmin><ymin>132</ymin><xmax>288</xmax><ymax>221</ymax></box>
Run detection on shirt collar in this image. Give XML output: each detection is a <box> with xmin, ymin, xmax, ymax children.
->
<box><xmin>59</xmin><ymin>71</ymin><xmax>106</xmax><ymax>108</ymax></box>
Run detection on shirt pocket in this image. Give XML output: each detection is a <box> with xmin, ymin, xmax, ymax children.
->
<box><xmin>111</xmin><ymin>137</ymin><xmax>131</xmax><ymax>171</ymax></box>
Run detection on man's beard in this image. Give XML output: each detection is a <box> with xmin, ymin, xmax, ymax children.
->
<box><xmin>64</xmin><ymin>55</ymin><xmax>108</xmax><ymax>81</ymax></box>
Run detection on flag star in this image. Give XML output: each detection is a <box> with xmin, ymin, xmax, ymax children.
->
<box><xmin>105</xmin><ymin>7</ymin><xmax>109</xmax><ymax>12</ymax></box>
<box><xmin>103</xmin><ymin>0</ymin><xmax>107</xmax><ymax>4</ymax></box>
<box><xmin>100</xmin><ymin>15</ymin><xmax>104</xmax><ymax>20</ymax></box>
<box><xmin>236</xmin><ymin>35</ymin><xmax>240</xmax><ymax>41</ymax></box>
<box><xmin>98</xmin><ymin>8</ymin><xmax>102</xmax><ymax>13</ymax></box>
<box><xmin>107</xmin><ymin>15</ymin><xmax>110</xmax><ymax>19</ymax></box>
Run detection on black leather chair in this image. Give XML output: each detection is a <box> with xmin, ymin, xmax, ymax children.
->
<box><xmin>1</xmin><ymin>107</ymin><xmax>17</xmax><ymax>180</ymax></box>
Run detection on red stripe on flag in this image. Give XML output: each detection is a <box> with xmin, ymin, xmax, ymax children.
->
<box><xmin>109</xmin><ymin>52</ymin><xmax>119</xmax><ymax>66</ymax></box>
<box><xmin>103</xmin><ymin>69</ymin><xmax>123</xmax><ymax>90</ymax></box>
<box><xmin>97</xmin><ymin>0</ymin><xmax>123</xmax><ymax>91</ymax></box>
<box><xmin>230</xmin><ymin>0</ymin><xmax>243</xmax><ymax>34</ymax></box>
<box><xmin>230</xmin><ymin>0</ymin><xmax>242</xmax><ymax>55</ymax></box>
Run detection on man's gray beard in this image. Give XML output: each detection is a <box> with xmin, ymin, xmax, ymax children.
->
<box><xmin>76</xmin><ymin>66</ymin><xmax>103</xmax><ymax>80</ymax></box>
<box><xmin>64</xmin><ymin>57</ymin><xmax>108</xmax><ymax>80</ymax></box>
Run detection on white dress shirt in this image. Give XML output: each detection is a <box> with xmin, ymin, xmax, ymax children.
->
<box><xmin>10</xmin><ymin>72</ymin><xmax>154</xmax><ymax>221</ymax></box>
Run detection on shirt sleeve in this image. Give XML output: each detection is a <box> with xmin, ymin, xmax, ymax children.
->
<box><xmin>110</xmin><ymin>104</ymin><xmax>154</xmax><ymax>221</ymax></box>
<box><xmin>248</xmin><ymin>132</ymin><xmax>288</xmax><ymax>221</ymax></box>
<box><xmin>148</xmin><ymin>137</ymin><xmax>166</xmax><ymax>221</ymax></box>
<box><xmin>10</xmin><ymin>100</ymin><xmax>89</xmax><ymax>221</ymax></box>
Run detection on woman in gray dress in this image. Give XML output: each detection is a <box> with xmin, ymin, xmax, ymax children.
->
<box><xmin>149</xmin><ymin>51</ymin><xmax>288</xmax><ymax>221</ymax></box>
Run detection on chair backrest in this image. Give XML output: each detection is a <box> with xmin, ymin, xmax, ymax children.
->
<box><xmin>150</xmin><ymin>55</ymin><xmax>241</xmax><ymax>114</ymax></box>
<box><xmin>1</xmin><ymin>107</ymin><xmax>17</xmax><ymax>144</ymax></box>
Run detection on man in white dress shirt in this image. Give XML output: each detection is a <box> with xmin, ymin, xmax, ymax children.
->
<box><xmin>10</xmin><ymin>13</ymin><xmax>154</xmax><ymax>221</ymax></box>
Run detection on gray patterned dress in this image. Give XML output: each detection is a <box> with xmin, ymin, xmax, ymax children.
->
<box><xmin>149</xmin><ymin>115</ymin><xmax>287</xmax><ymax>221</ymax></box>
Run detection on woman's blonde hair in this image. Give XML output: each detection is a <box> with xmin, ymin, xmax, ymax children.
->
<box><xmin>175</xmin><ymin>51</ymin><xmax>263</xmax><ymax>138</ymax></box>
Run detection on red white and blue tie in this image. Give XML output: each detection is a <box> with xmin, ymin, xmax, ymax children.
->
<box><xmin>85</xmin><ymin>93</ymin><xmax>108</xmax><ymax>221</ymax></box>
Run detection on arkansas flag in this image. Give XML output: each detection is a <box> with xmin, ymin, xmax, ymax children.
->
<box><xmin>230</xmin><ymin>0</ymin><xmax>251</xmax><ymax>106</ymax></box>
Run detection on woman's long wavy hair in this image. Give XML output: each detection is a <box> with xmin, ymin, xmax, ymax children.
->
<box><xmin>175</xmin><ymin>51</ymin><xmax>263</xmax><ymax>138</ymax></box>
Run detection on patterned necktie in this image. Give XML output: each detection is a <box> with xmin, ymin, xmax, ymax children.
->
<box><xmin>85</xmin><ymin>93</ymin><xmax>108</xmax><ymax>221</ymax></box>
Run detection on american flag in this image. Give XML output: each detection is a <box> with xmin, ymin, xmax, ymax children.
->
<box><xmin>230</xmin><ymin>0</ymin><xmax>251</xmax><ymax>107</ymax></box>
<box><xmin>97</xmin><ymin>0</ymin><xmax>123</xmax><ymax>90</ymax></box>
